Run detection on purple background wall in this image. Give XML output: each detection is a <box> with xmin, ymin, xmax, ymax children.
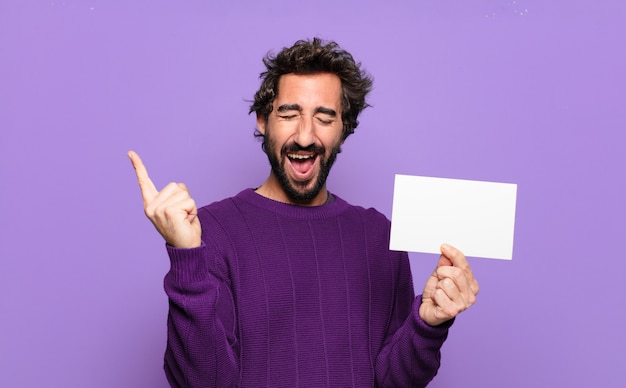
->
<box><xmin>1</xmin><ymin>1</ymin><xmax>624</xmax><ymax>386</ymax></box>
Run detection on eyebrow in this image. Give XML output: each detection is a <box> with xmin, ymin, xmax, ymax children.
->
<box><xmin>275</xmin><ymin>104</ymin><xmax>337</xmax><ymax>117</ymax></box>
<box><xmin>315</xmin><ymin>106</ymin><xmax>337</xmax><ymax>117</ymax></box>
<box><xmin>276</xmin><ymin>104</ymin><xmax>302</xmax><ymax>113</ymax></box>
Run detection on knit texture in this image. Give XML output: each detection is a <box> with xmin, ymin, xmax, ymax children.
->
<box><xmin>164</xmin><ymin>189</ymin><xmax>452</xmax><ymax>387</ymax></box>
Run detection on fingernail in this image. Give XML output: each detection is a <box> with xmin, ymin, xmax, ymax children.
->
<box><xmin>441</xmin><ymin>244</ymin><xmax>450</xmax><ymax>252</ymax></box>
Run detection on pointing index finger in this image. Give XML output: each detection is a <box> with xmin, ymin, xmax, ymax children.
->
<box><xmin>128</xmin><ymin>150</ymin><xmax>158</xmax><ymax>204</ymax></box>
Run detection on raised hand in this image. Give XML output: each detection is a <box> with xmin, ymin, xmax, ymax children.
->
<box><xmin>419</xmin><ymin>244</ymin><xmax>479</xmax><ymax>326</ymax></box>
<box><xmin>128</xmin><ymin>151</ymin><xmax>202</xmax><ymax>249</ymax></box>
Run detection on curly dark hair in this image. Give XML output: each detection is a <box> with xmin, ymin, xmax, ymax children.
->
<box><xmin>250</xmin><ymin>38</ymin><xmax>373</xmax><ymax>142</ymax></box>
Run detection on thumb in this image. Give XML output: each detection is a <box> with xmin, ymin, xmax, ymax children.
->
<box><xmin>439</xmin><ymin>243</ymin><xmax>469</xmax><ymax>269</ymax></box>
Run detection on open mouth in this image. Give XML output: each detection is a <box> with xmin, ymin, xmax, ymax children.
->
<box><xmin>286</xmin><ymin>152</ymin><xmax>318</xmax><ymax>177</ymax></box>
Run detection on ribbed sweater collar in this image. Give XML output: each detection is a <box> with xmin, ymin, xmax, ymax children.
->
<box><xmin>235</xmin><ymin>188</ymin><xmax>350</xmax><ymax>220</ymax></box>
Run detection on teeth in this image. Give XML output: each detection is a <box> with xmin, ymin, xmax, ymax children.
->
<box><xmin>288</xmin><ymin>154</ymin><xmax>314</xmax><ymax>160</ymax></box>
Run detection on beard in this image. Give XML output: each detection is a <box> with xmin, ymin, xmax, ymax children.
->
<box><xmin>264</xmin><ymin>135</ymin><xmax>341</xmax><ymax>203</ymax></box>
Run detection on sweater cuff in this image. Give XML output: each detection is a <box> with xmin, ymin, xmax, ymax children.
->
<box><xmin>166</xmin><ymin>242</ymin><xmax>211</xmax><ymax>284</ymax></box>
<box><xmin>413</xmin><ymin>296</ymin><xmax>455</xmax><ymax>338</ymax></box>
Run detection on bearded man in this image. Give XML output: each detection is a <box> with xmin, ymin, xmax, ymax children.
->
<box><xmin>129</xmin><ymin>38</ymin><xmax>479</xmax><ymax>387</ymax></box>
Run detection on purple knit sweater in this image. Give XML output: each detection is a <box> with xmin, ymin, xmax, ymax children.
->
<box><xmin>164</xmin><ymin>189</ymin><xmax>451</xmax><ymax>387</ymax></box>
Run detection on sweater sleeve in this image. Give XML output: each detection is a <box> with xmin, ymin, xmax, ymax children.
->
<box><xmin>375</xmin><ymin>252</ymin><xmax>454</xmax><ymax>388</ymax></box>
<box><xmin>163</xmin><ymin>242</ymin><xmax>239</xmax><ymax>388</ymax></box>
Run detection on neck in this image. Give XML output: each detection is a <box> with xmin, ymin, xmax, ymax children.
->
<box><xmin>255</xmin><ymin>174</ymin><xmax>328</xmax><ymax>207</ymax></box>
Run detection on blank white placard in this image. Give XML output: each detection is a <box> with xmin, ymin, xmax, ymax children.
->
<box><xmin>390</xmin><ymin>174</ymin><xmax>517</xmax><ymax>260</ymax></box>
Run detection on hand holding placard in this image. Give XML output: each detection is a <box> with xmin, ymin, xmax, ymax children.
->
<box><xmin>419</xmin><ymin>244</ymin><xmax>479</xmax><ymax>326</ymax></box>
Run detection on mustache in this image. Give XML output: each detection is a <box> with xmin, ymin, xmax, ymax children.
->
<box><xmin>282</xmin><ymin>143</ymin><xmax>325</xmax><ymax>154</ymax></box>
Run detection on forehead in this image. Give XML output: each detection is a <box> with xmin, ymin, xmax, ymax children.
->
<box><xmin>274</xmin><ymin>73</ymin><xmax>342</xmax><ymax>110</ymax></box>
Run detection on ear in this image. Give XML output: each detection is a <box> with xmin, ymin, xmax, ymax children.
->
<box><xmin>256</xmin><ymin>114</ymin><xmax>267</xmax><ymax>135</ymax></box>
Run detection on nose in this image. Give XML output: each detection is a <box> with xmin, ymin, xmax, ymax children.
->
<box><xmin>294</xmin><ymin>115</ymin><xmax>315</xmax><ymax>148</ymax></box>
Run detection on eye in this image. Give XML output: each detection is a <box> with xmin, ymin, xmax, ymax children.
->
<box><xmin>317</xmin><ymin>117</ymin><xmax>334</xmax><ymax>125</ymax></box>
<box><xmin>278</xmin><ymin>114</ymin><xmax>297</xmax><ymax>120</ymax></box>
